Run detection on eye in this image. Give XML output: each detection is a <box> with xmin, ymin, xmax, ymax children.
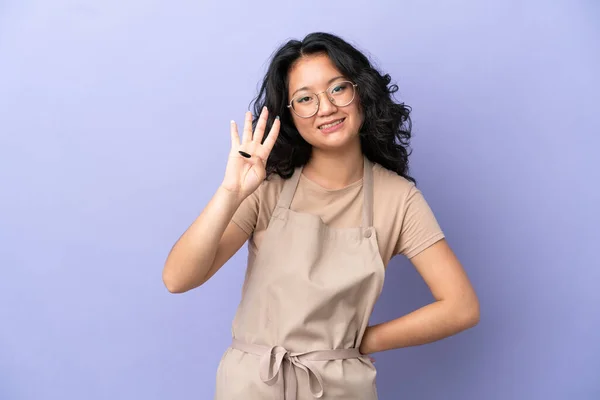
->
<box><xmin>330</xmin><ymin>82</ymin><xmax>349</xmax><ymax>94</ymax></box>
<box><xmin>296</xmin><ymin>95</ymin><xmax>313</xmax><ymax>104</ymax></box>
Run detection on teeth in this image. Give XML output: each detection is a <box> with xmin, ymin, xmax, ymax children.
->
<box><xmin>320</xmin><ymin>119</ymin><xmax>343</xmax><ymax>129</ymax></box>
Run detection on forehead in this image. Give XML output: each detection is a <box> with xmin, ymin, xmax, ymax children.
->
<box><xmin>288</xmin><ymin>54</ymin><xmax>343</xmax><ymax>93</ymax></box>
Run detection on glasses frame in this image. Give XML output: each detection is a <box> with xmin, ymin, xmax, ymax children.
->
<box><xmin>287</xmin><ymin>80</ymin><xmax>358</xmax><ymax>118</ymax></box>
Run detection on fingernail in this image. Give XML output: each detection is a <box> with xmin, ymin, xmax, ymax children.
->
<box><xmin>239</xmin><ymin>151</ymin><xmax>251</xmax><ymax>158</ymax></box>
<box><xmin>276</xmin><ymin>116</ymin><xmax>280</xmax><ymax>120</ymax></box>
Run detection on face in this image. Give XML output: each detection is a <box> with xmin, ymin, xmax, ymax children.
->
<box><xmin>287</xmin><ymin>53</ymin><xmax>363</xmax><ymax>152</ymax></box>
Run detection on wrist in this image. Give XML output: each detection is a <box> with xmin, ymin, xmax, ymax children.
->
<box><xmin>215</xmin><ymin>185</ymin><xmax>245</xmax><ymax>209</ymax></box>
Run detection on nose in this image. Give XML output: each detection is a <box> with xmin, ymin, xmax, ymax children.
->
<box><xmin>316</xmin><ymin>92</ymin><xmax>337</xmax><ymax>116</ymax></box>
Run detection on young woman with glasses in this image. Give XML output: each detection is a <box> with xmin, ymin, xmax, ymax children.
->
<box><xmin>162</xmin><ymin>32</ymin><xmax>480</xmax><ymax>400</ymax></box>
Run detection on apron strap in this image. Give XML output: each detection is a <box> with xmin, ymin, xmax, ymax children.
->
<box><xmin>362</xmin><ymin>156</ymin><xmax>374</xmax><ymax>228</ymax></box>
<box><xmin>276</xmin><ymin>166</ymin><xmax>303</xmax><ymax>210</ymax></box>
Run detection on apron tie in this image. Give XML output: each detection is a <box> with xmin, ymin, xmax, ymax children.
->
<box><xmin>231</xmin><ymin>338</ymin><xmax>361</xmax><ymax>400</ymax></box>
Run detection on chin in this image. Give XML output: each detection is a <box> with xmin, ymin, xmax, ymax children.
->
<box><xmin>311</xmin><ymin>128</ymin><xmax>359</xmax><ymax>151</ymax></box>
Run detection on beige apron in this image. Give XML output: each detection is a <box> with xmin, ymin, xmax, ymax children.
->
<box><xmin>215</xmin><ymin>156</ymin><xmax>386</xmax><ymax>400</ymax></box>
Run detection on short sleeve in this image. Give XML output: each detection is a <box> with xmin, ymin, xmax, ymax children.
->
<box><xmin>231</xmin><ymin>189</ymin><xmax>260</xmax><ymax>236</ymax></box>
<box><xmin>394</xmin><ymin>185</ymin><xmax>445</xmax><ymax>259</ymax></box>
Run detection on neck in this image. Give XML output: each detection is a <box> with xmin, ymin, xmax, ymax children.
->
<box><xmin>302</xmin><ymin>141</ymin><xmax>364</xmax><ymax>190</ymax></box>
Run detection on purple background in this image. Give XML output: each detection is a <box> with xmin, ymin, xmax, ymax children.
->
<box><xmin>1</xmin><ymin>1</ymin><xmax>599</xmax><ymax>399</ymax></box>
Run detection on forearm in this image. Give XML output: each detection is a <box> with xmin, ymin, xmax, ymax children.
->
<box><xmin>162</xmin><ymin>185</ymin><xmax>242</xmax><ymax>292</ymax></box>
<box><xmin>361</xmin><ymin>299</ymin><xmax>480</xmax><ymax>354</ymax></box>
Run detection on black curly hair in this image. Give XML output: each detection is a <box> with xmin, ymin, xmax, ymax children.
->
<box><xmin>250</xmin><ymin>32</ymin><xmax>415</xmax><ymax>183</ymax></box>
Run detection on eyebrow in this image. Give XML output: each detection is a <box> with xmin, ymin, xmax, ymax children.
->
<box><xmin>290</xmin><ymin>75</ymin><xmax>346</xmax><ymax>98</ymax></box>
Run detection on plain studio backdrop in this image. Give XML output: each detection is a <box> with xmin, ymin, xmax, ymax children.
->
<box><xmin>1</xmin><ymin>1</ymin><xmax>598</xmax><ymax>399</ymax></box>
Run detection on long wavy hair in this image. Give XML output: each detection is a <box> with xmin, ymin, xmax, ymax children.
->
<box><xmin>250</xmin><ymin>32</ymin><xmax>415</xmax><ymax>183</ymax></box>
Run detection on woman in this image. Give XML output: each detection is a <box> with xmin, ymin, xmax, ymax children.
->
<box><xmin>162</xmin><ymin>32</ymin><xmax>480</xmax><ymax>399</ymax></box>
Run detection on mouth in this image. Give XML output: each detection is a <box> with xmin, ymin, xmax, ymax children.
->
<box><xmin>318</xmin><ymin>118</ymin><xmax>346</xmax><ymax>130</ymax></box>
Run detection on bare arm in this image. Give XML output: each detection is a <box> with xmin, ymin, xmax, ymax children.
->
<box><xmin>162</xmin><ymin>108</ymin><xmax>280</xmax><ymax>293</ymax></box>
<box><xmin>360</xmin><ymin>239</ymin><xmax>480</xmax><ymax>354</ymax></box>
<box><xmin>162</xmin><ymin>188</ymin><xmax>249</xmax><ymax>293</ymax></box>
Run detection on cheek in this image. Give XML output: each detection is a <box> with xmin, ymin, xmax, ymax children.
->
<box><xmin>349</xmin><ymin>104</ymin><xmax>364</xmax><ymax>128</ymax></box>
<box><xmin>291</xmin><ymin>115</ymin><xmax>315</xmax><ymax>136</ymax></box>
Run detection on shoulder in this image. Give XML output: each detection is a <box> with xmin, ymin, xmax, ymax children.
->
<box><xmin>234</xmin><ymin>172</ymin><xmax>287</xmax><ymax>214</ymax></box>
<box><xmin>253</xmin><ymin>173</ymin><xmax>288</xmax><ymax>225</ymax></box>
<box><xmin>371</xmin><ymin>162</ymin><xmax>417</xmax><ymax>200</ymax></box>
<box><xmin>371</xmin><ymin>163</ymin><xmax>445</xmax><ymax>261</ymax></box>
<box><xmin>233</xmin><ymin>173</ymin><xmax>288</xmax><ymax>236</ymax></box>
<box><xmin>256</xmin><ymin>173</ymin><xmax>287</xmax><ymax>202</ymax></box>
<box><xmin>371</xmin><ymin>162</ymin><xmax>437</xmax><ymax>226</ymax></box>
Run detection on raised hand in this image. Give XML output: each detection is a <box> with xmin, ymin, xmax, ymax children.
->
<box><xmin>220</xmin><ymin>107</ymin><xmax>280</xmax><ymax>200</ymax></box>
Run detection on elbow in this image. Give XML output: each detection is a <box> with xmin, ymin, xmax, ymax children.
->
<box><xmin>458</xmin><ymin>297</ymin><xmax>480</xmax><ymax>329</ymax></box>
<box><xmin>163</xmin><ymin>277</ymin><xmax>185</xmax><ymax>294</ymax></box>
<box><xmin>164</xmin><ymin>281</ymin><xmax>186</xmax><ymax>294</ymax></box>
<box><xmin>445</xmin><ymin>293</ymin><xmax>480</xmax><ymax>331</ymax></box>
<box><xmin>162</xmin><ymin>268</ymin><xmax>189</xmax><ymax>294</ymax></box>
<box><xmin>162</xmin><ymin>262</ymin><xmax>208</xmax><ymax>294</ymax></box>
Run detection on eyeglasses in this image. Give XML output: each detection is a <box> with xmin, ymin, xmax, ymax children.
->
<box><xmin>287</xmin><ymin>80</ymin><xmax>358</xmax><ymax>118</ymax></box>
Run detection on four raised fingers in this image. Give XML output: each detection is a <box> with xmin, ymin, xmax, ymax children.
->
<box><xmin>232</xmin><ymin>108</ymin><xmax>280</xmax><ymax>161</ymax></box>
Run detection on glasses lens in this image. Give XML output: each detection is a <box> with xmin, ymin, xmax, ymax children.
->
<box><xmin>291</xmin><ymin>93</ymin><xmax>318</xmax><ymax>118</ymax></box>
<box><xmin>290</xmin><ymin>81</ymin><xmax>356</xmax><ymax>117</ymax></box>
<box><xmin>327</xmin><ymin>81</ymin><xmax>355</xmax><ymax>106</ymax></box>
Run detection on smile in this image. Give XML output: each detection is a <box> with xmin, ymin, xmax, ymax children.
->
<box><xmin>318</xmin><ymin>118</ymin><xmax>345</xmax><ymax>130</ymax></box>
